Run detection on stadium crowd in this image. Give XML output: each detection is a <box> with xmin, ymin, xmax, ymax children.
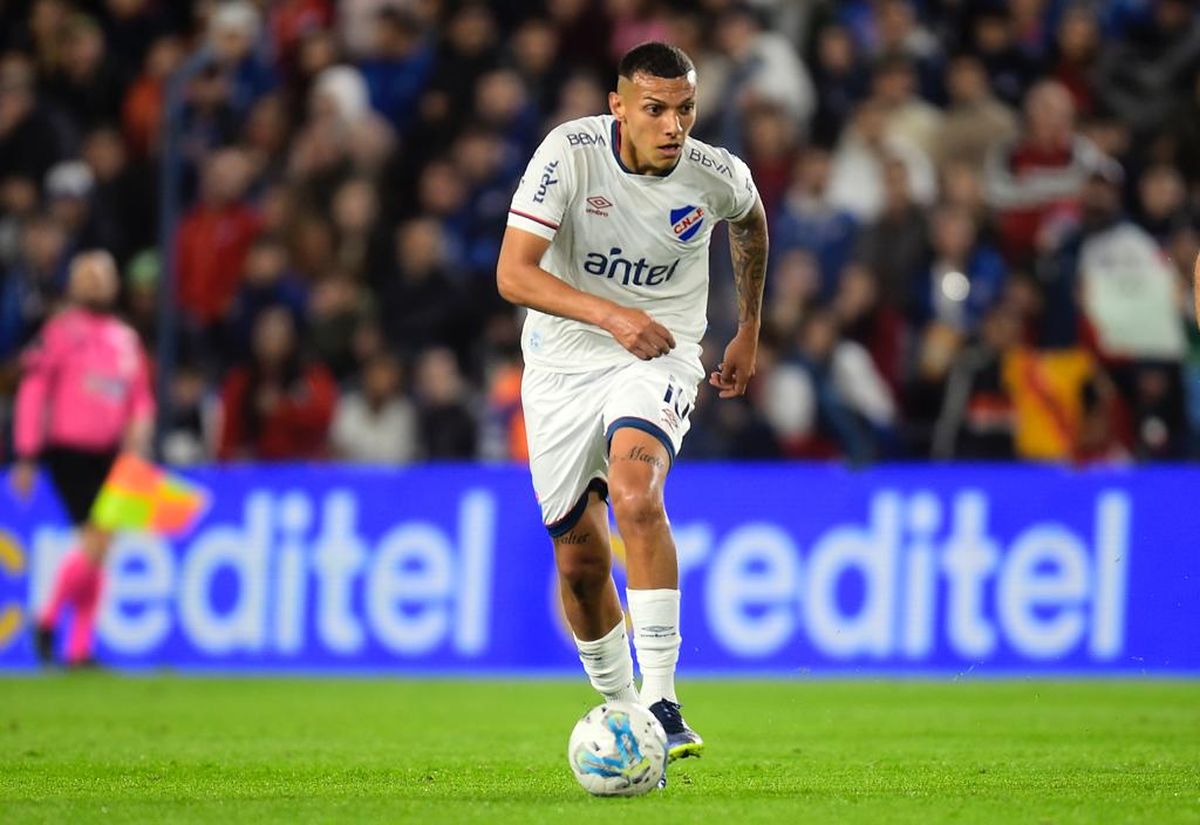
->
<box><xmin>1</xmin><ymin>0</ymin><xmax>1200</xmax><ymax>465</ymax></box>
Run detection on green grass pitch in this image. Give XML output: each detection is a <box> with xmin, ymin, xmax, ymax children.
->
<box><xmin>1</xmin><ymin>676</ymin><xmax>1197</xmax><ymax>823</ymax></box>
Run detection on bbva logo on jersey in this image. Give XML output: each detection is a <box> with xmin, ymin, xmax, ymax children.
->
<box><xmin>670</xmin><ymin>205</ymin><xmax>705</xmax><ymax>242</ymax></box>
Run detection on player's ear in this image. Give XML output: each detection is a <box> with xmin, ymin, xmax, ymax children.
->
<box><xmin>608</xmin><ymin>90</ymin><xmax>624</xmax><ymax>121</ymax></box>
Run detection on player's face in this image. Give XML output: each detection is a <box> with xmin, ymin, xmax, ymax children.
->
<box><xmin>610</xmin><ymin>71</ymin><xmax>697</xmax><ymax>175</ymax></box>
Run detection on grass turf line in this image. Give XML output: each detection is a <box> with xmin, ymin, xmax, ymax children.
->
<box><xmin>1</xmin><ymin>677</ymin><xmax>1197</xmax><ymax>824</ymax></box>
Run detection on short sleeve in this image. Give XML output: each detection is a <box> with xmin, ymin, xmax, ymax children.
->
<box><xmin>507</xmin><ymin>128</ymin><xmax>576</xmax><ymax>241</ymax></box>
<box><xmin>724</xmin><ymin>153</ymin><xmax>759</xmax><ymax>222</ymax></box>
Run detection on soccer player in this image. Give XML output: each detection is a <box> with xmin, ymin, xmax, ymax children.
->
<box><xmin>10</xmin><ymin>250</ymin><xmax>155</xmax><ymax>667</ymax></box>
<box><xmin>497</xmin><ymin>42</ymin><xmax>768</xmax><ymax>762</ymax></box>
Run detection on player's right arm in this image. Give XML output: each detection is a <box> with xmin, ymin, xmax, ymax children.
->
<box><xmin>498</xmin><ymin>124</ymin><xmax>674</xmax><ymax>360</ymax></box>
<box><xmin>497</xmin><ymin>228</ymin><xmax>675</xmax><ymax>360</ymax></box>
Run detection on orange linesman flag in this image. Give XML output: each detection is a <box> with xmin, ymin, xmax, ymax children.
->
<box><xmin>90</xmin><ymin>454</ymin><xmax>209</xmax><ymax>537</ymax></box>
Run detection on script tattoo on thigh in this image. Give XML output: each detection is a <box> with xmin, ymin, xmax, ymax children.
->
<box><xmin>557</xmin><ymin>530</ymin><xmax>590</xmax><ymax>546</ymax></box>
<box><xmin>626</xmin><ymin>445</ymin><xmax>665</xmax><ymax>470</ymax></box>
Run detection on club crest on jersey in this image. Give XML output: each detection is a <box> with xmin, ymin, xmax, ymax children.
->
<box><xmin>670</xmin><ymin>205</ymin><xmax>705</xmax><ymax>241</ymax></box>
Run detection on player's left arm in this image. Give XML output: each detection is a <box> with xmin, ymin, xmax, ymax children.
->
<box><xmin>710</xmin><ymin>197</ymin><xmax>768</xmax><ymax>398</ymax></box>
<box><xmin>1193</xmin><ymin>250</ymin><xmax>1200</xmax><ymax>331</ymax></box>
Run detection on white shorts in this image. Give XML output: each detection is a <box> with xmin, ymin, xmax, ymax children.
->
<box><xmin>522</xmin><ymin>354</ymin><xmax>702</xmax><ymax>536</ymax></box>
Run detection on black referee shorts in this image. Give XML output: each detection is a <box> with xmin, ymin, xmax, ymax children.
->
<box><xmin>41</xmin><ymin>446</ymin><xmax>119</xmax><ymax>526</ymax></box>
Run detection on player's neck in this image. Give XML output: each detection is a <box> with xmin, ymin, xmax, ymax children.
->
<box><xmin>615</xmin><ymin>121</ymin><xmax>678</xmax><ymax>178</ymax></box>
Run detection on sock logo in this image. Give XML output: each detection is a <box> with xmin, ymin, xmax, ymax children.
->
<box><xmin>639</xmin><ymin>625</ymin><xmax>677</xmax><ymax>638</ymax></box>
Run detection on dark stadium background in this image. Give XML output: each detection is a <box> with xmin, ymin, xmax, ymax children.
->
<box><xmin>0</xmin><ymin>0</ymin><xmax>1198</xmax><ymax>464</ymax></box>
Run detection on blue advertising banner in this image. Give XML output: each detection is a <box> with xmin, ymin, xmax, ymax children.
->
<box><xmin>0</xmin><ymin>464</ymin><xmax>1197</xmax><ymax>673</ymax></box>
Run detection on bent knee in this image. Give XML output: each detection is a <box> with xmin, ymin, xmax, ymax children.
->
<box><xmin>610</xmin><ymin>485</ymin><xmax>666</xmax><ymax>533</ymax></box>
<box><xmin>557</xmin><ymin>550</ymin><xmax>611</xmax><ymax>598</ymax></box>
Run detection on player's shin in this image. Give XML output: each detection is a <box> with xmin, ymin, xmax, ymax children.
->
<box><xmin>626</xmin><ymin>588</ymin><xmax>681</xmax><ymax>705</ymax></box>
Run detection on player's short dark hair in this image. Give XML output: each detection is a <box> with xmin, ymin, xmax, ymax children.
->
<box><xmin>617</xmin><ymin>42</ymin><xmax>694</xmax><ymax>82</ymax></box>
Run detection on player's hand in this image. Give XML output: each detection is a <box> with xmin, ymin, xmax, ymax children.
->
<box><xmin>9</xmin><ymin>460</ymin><xmax>36</xmax><ymax>500</ymax></box>
<box><xmin>709</xmin><ymin>326</ymin><xmax>759</xmax><ymax>398</ymax></box>
<box><xmin>602</xmin><ymin>306</ymin><xmax>676</xmax><ymax>360</ymax></box>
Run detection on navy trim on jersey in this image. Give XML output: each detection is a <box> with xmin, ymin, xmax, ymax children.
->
<box><xmin>606</xmin><ymin>416</ymin><xmax>676</xmax><ymax>468</ymax></box>
<box><xmin>609</xmin><ymin>120</ymin><xmax>681</xmax><ymax>179</ymax></box>
<box><xmin>509</xmin><ymin>209</ymin><xmax>559</xmax><ymax>231</ymax></box>
<box><xmin>546</xmin><ymin>477</ymin><xmax>610</xmax><ymax>538</ymax></box>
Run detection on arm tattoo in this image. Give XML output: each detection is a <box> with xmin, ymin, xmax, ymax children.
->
<box><xmin>728</xmin><ymin>199</ymin><xmax>769</xmax><ymax>327</ymax></box>
<box><xmin>625</xmin><ymin>445</ymin><xmax>665</xmax><ymax>470</ymax></box>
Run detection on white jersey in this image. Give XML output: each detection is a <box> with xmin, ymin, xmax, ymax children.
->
<box><xmin>507</xmin><ymin>114</ymin><xmax>759</xmax><ymax>374</ymax></box>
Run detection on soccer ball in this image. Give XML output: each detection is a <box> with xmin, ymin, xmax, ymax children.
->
<box><xmin>567</xmin><ymin>701</ymin><xmax>668</xmax><ymax>796</ymax></box>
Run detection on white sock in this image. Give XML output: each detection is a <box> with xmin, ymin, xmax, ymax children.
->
<box><xmin>574</xmin><ymin>619</ymin><xmax>638</xmax><ymax>704</ymax></box>
<box><xmin>627</xmin><ymin>588</ymin><xmax>681</xmax><ymax>705</ymax></box>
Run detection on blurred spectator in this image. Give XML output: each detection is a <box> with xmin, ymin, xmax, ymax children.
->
<box><xmin>970</xmin><ymin>6</ymin><xmax>1040</xmax><ymax>107</ymax></box>
<box><xmin>0</xmin><ymin>52</ymin><xmax>68</xmax><ymax>189</ymax></box>
<box><xmin>359</xmin><ymin>7</ymin><xmax>434</xmax><ymax>133</ymax></box>
<box><xmin>871</xmin><ymin>53</ymin><xmax>943</xmax><ymax>160</ymax></box>
<box><xmin>714</xmin><ymin>4</ymin><xmax>815</xmax><ymax>152</ymax></box>
<box><xmin>224</xmin><ymin>235</ymin><xmax>308</xmax><ymax>364</ymax></box>
<box><xmin>0</xmin><ymin>215</ymin><xmax>68</xmax><ymax>361</ymax></box>
<box><xmin>480</xmin><ymin>346</ymin><xmax>527</xmax><ymax>462</ymax></box>
<box><xmin>242</xmin><ymin>94</ymin><xmax>292</xmax><ymax>190</ymax></box>
<box><xmin>606</xmin><ymin>0</ymin><xmax>670</xmax><ymax>66</ymax></box>
<box><xmin>44</xmin><ymin>159</ymin><xmax>99</xmax><ymax>250</ymax></box>
<box><xmin>217</xmin><ymin>306</ymin><xmax>337</xmax><ymax>461</ymax></box>
<box><xmin>123</xmin><ymin>248</ymin><xmax>157</xmax><ymax>348</ymax></box>
<box><xmin>1074</xmin><ymin>374</ymin><xmax>1132</xmax><ymax>466</ymax></box>
<box><xmin>872</xmin><ymin>0</ymin><xmax>943</xmax><ymax>101</ymax></box>
<box><xmin>742</xmin><ymin>104</ymin><xmax>799</xmax><ymax>219</ymax></box>
<box><xmin>413</xmin><ymin>347</ymin><xmax>477</xmax><ymax>460</ymax></box>
<box><xmin>121</xmin><ymin>35</ymin><xmax>184</xmax><ymax>157</ymax></box>
<box><xmin>782</xmin><ymin>307</ymin><xmax>897</xmax><ymax>464</ymax></box>
<box><xmin>1162</xmin><ymin>71</ymin><xmax>1200</xmax><ymax>190</ymax></box>
<box><xmin>809</xmin><ymin>23</ymin><xmax>868</xmax><ymax>149</ymax></box>
<box><xmin>834</xmin><ymin>261</ymin><xmax>905</xmax><ymax>393</ymax></box>
<box><xmin>1051</xmin><ymin>5</ymin><xmax>1102</xmax><ymax>116</ymax></box>
<box><xmin>382</xmin><ymin>217</ymin><xmax>464</xmax><ymax>359</ymax></box>
<box><xmin>935</xmin><ymin>54</ymin><xmax>1019</xmax><ymax>174</ymax></box>
<box><xmin>932</xmin><ymin>302</ymin><xmax>1021</xmax><ymax>460</ymax></box>
<box><xmin>853</xmin><ymin>156</ymin><xmax>930</xmax><ymax>315</ymax></box>
<box><xmin>176</xmin><ymin>147</ymin><xmax>261</xmax><ymax>328</ymax></box>
<box><xmin>773</xmin><ymin>146</ymin><xmax>859</xmax><ymax>299</ymax></box>
<box><xmin>330</xmin><ymin>175</ymin><xmax>385</xmax><ymax>284</ymax></box>
<box><xmin>41</xmin><ymin>13</ymin><xmax>125</xmax><ymax>130</ymax></box>
<box><xmin>985</xmin><ymin>80</ymin><xmax>1105</xmax><ymax>268</ymax></box>
<box><xmin>331</xmin><ymin>352</ymin><xmax>418</xmax><ymax>463</ymax></box>
<box><xmin>763</xmin><ymin>249</ymin><xmax>820</xmax><ymax>343</ymax></box>
<box><xmin>425</xmin><ymin>2</ymin><xmax>500</xmax><ymax>129</ymax></box>
<box><xmin>160</xmin><ymin>361</ymin><xmax>217</xmax><ymax>466</ymax></box>
<box><xmin>918</xmin><ymin>206</ymin><xmax>1007</xmax><ymax>335</ymax></box>
<box><xmin>82</xmin><ymin>125</ymin><xmax>156</xmax><ymax>264</ymax></box>
<box><xmin>1135</xmin><ymin>164</ymin><xmax>1190</xmax><ymax>244</ymax></box>
<box><xmin>545</xmin><ymin>0</ymin><xmax>613</xmax><ymax>77</ymax></box>
<box><xmin>308</xmin><ymin>271</ymin><xmax>372</xmax><ymax>382</ymax></box>
<box><xmin>1096</xmin><ymin>0</ymin><xmax>1200</xmax><ymax>139</ymax></box>
<box><xmin>206</xmin><ymin>0</ymin><xmax>276</xmax><ymax>120</ymax></box>
<box><xmin>828</xmin><ymin>98</ymin><xmax>936</xmax><ymax>222</ymax></box>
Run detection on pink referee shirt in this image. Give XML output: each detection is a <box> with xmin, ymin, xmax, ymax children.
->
<box><xmin>14</xmin><ymin>308</ymin><xmax>155</xmax><ymax>458</ymax></box>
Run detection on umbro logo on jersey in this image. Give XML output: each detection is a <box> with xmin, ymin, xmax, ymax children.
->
<box><xmin>586</xmin><ymin>195</ymin><xmax>612</xmax><ymax>216</ymax></box>
<box><xmin>670</xmin><ymin>205</ymin><xmax>705</xmax><ymax>241</ymax></box>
